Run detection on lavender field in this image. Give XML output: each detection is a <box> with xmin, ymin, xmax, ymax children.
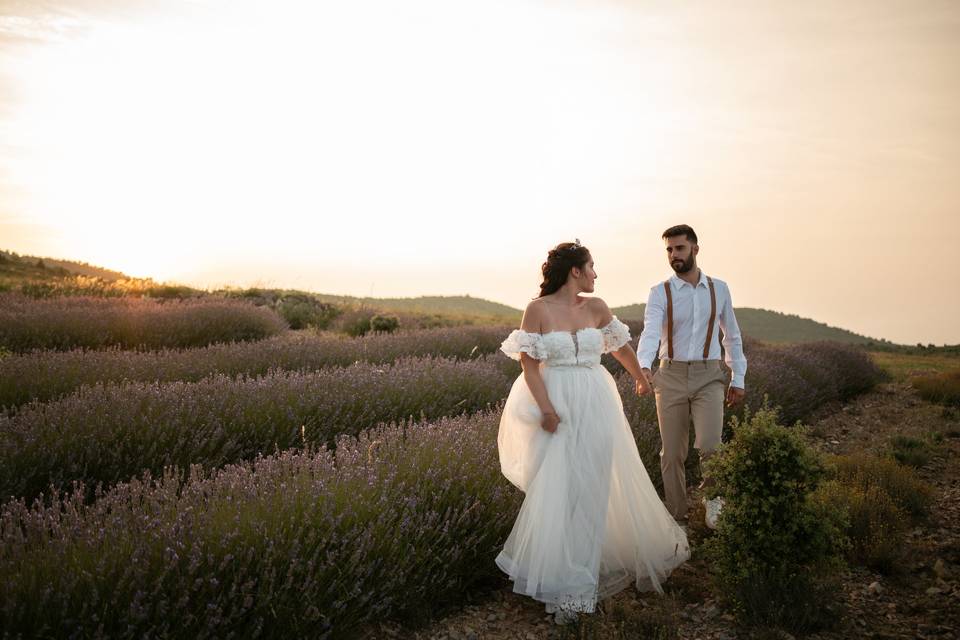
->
<box><xmin>0</xmin><ymin>305</ymin><xmax>886</xmax><ymax>638</ymax></box>
<box><xmin>0</xmin><ymin>411</ymin><xmax>522</xmax><ymax>637</ymax></box>
<box><xmin>0</xmin><ymin>356</ymin><xmax>513</xmax><ymax>504</ymax></box>
<box><xmin>0</xmin><ymin>325</ymin><xmax>510</xmax><ymax>410</ymax></box>
<box><xmin>0</xmin><ymin>294</ymin><xmax>287</xmax><ymax>352</ymax></box>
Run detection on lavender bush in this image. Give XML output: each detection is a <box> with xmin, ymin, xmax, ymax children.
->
<box><xmin>0</xmin><ymin>410</ymin><xmax>522</xmax><ymax>639</ymax></box>
<box><xmin>0</xmin><ymin>294</ymin><xmax>287</xmax><ymax>352</ymax></box>
<box><xmin>737</xmin><ymin>342</ymin><xmax>884</xmax><ymax>425</ymax></box>
<box><xmin>0</xmin><ymin>326</ymin><xmax>510</xmax><ymax>411</ymax></box>
<box><xmin>0</xmin><ymin>356</ymin><xmax>511</xmax><ymax>504</ymax></box>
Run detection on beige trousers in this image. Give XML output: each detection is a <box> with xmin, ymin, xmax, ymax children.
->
<box><xmin>652</xmin><ymin>359</ymin><xmax>727</xmax><ymax>520</ymax></box>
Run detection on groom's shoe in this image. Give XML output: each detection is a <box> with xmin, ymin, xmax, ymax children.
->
<box><xmin>553</xmin><ymin>609</ymin><xmax>579</xmax><ymax>625</ymax></box>
<box><xmin>703</xmin><ymin>497</ymin><xmax>725</xmax><ymax>530</ymax></box>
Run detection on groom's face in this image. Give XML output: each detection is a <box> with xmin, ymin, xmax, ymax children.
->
<box><xmin>664</xmin><ymin>236</ymin><xmax>697</xmax><ymax>274</ymax></box>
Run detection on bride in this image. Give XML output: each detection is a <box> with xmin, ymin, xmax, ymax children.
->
<box><xmin>495</xmin><ymin>240</ymin><xmax>690</xmax><ymax>623</ymax></box>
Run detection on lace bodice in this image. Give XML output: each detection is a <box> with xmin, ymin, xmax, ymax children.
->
<box><xmin>500</xmin><ymin>316</ymin><xmax>631</xmax><ymax>367</ymax></box>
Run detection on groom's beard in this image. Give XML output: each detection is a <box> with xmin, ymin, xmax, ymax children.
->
<box><xmin>671</xmin><ymin>255</ymin><xmax>695</xmax><ymax>274</ymax></box>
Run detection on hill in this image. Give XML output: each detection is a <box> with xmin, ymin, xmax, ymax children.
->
<box><xmin>308</xmin><ymin>293</ymin><xmax>522</xmax><ymax>322</ymax></box>
<box><xmin>0</xmin><ymin>249</ymin><xmax>130</xmax><ymax>283</ymax></box>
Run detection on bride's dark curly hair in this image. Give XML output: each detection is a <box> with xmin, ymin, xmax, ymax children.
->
<box><xmin>538</xmin><ymin>241</ymin><xmax>591</xmax><ymax>298</ymax></box>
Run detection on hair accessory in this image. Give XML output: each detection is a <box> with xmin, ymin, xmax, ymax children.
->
<box><xmin>573</xmin><ymin>238</ymin><xmax>582</xmax><ymax>248</ymax></box>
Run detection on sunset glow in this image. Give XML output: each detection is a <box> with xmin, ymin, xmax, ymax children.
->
<box><xmin>2</xmin><ymin>0</ymin><xmax>959</xmax><ymax>344</ymax></box>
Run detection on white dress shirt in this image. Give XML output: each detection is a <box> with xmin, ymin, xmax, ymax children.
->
<box><xmin>636</xmin><ymin>271</ymin><xmax>747</xmax><ymax>389</ymax></box>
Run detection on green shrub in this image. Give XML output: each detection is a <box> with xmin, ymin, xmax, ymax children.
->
<box><xmin>370</xmin><ymin>314</ymin><xmax>400</xmax><ymax>333</ymax></box>
<box><xmin>335</xmin><ymin>308</ymin><xmax>375</xmax><ymax>337</ymax></box>
<box><xmin>811</xmin><ymin>481</ymin><xmax>907</xmax><ymax>573</ymax></box>
<box><xmin>825</xmin><ymin>454</ymin><xmax>933</xmax><ymax>521</ymax></box>
<box><xmin>703</xmin><ymin>406</ymin><xmax>846</xmax><ymax>633</ymax></box>
<box><xmin>887</xmin><ymin>435</ymin><xmax>933</xmax><ymax>468</ymax></box>
<box><xmin>912</xmin><ymin>369</ymin><xmax>960</xmax><ymax>406</ymax></box>
<box><xmin>275</xmin><ymin>295</ymin><xmax>339</xmax><ymax>330</ymax></box>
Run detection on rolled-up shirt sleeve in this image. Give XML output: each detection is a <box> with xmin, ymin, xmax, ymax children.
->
<box><xmin>719</xmin><ymin>282</ymin><xmax>747</xmax><ymax>388</ymax></box>
<box><xmin>637</xmin><ymin>285</ymin><xmax>664</xmax><ymax>369</ymax></box>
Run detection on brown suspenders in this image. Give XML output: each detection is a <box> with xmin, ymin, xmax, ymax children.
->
<box><xmin>703</xmin><ymin>276</ymin><xmax>717</xmax><ymax>358</ymax></box>
<box><xmin>663</xmin><ymin>281</ymin><xmax>675</xmax><ymax>359</ymax></box>
<box><xmin>663</xmin><ymin>275</ymin><xmax>716</xmax><ymax>360</ymax></box>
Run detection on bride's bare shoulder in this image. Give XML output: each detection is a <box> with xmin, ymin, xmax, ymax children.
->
<box><xmin>521</xmin><ymin>298</ymin><xmax>547</xmax><ymax>333</ymax></box>
<box><xmin>585</xmin><ymin>297</ymin><xmax>614</xmax><ymax>325</ymax></box>
<box><xmin>583</xmin><ymin>296</ymin><xmax>610</xmax><ymax>311</ymax></box>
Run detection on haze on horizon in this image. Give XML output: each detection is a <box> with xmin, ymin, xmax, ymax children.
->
<box><xmin>1</xmin><ymin>0</ymin><xmax>958</xmax><ymax>345</ymax></box>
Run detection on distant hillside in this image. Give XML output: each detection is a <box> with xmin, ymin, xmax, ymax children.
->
<box><xmin>1</xmin><ymin>248</ymin><xmax>520</xmax><ymax>322</ymax></box>
<box><xmin>612</xmin><ymin>303</ymin><xmax>889</xmax><ymax>346</ymax></box>
<box><xmin>308</xmin><ymin>293</ymin><xmax>523</xmax><ymax>322</ymax></box>
<box><xmin>1</xmin><ymin>248</ymin><xmax>913</xmax><ymax>346</ymax></box>
<box><xmin>0</xmin><ymin>249</ymin><xmax>130</xmax><ymax>282</ymax></box>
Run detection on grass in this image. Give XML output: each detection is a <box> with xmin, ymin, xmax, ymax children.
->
<box><xmin>869</xmin><ymin>351</ymin><xmax>960</xmax><ymax>381</ymax></box>
<box><xmin>813</xmin><ymin>480</ymin><xmax>908</xmax><ymax>573</ymax></box>
<box><xmin>911</xmin><ymin>369</ymin><xmax>960</xmax><ymax>406</ymax></box>
<box><xmin>887</xmin><ymin>435</ymin><xmax>935</xmax><ymax>468</ymax></box>
<box><xmin>824</xmin><ymin>453</ymin><xmax>934</xmax><ymax>520</ymax></box>
<box><xmin>814</xmin><ymin>454</ymin><xmax>933</xmax><ymax>574</ymax></box>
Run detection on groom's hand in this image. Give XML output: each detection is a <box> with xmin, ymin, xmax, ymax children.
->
<box><xmin>726</xmin><ymin>385</ymin><xmax>745</xmax><ymax>407</ymax></box>
<box><xmin>636</xmin><ymin>368</ymin><xmax>654</xmax><ymax>396</ymax></box>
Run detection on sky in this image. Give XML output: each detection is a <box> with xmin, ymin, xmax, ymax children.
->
<box><xmin>1</xmin><ymin>0</ymin><xmax>958</xmax><ymax>345</ymax></box>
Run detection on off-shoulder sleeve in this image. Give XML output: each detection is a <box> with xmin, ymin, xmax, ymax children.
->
<box><xmin>600</xmin><ymin>316</ymin><xmax>631</xmax><ymax>353</ymax></box>
<box><xmin>500</xmin><ymin>329</ymin><xmax>547</xmax><ymax>361</ymax></box>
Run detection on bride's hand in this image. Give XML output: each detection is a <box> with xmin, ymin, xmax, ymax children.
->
<box><xmin>540</xmin><ymin>411</ymin><xmax>560</xmax><ymax>433</ymax></box>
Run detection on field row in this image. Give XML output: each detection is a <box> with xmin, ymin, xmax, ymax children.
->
<box><xmin>0</xmin><ymin>294</ymin><xmax>286</xmax><ymax>352</ymax></box>
<box><xmin>0</xmin><ymin>356</ymin><xmax>513</xmax><ymax>505</ymax></box>
<box><xmin>0</xmin><ymin>325</ymin><xmax>510</xmax><ymax>410</ymax></box>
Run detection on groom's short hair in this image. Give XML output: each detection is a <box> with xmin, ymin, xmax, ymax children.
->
<box><xmin>662</xmin><ymin>224</ymin><xmax>698</xmax><ymax>244</ymax></box>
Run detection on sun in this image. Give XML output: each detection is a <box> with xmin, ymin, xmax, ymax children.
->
<box><xmin>4</xmin><ymin>1</ymin><xmax>675</xmax><ymax>282</ymax></box>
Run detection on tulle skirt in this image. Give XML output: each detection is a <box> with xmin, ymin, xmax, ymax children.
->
<box><xmin>495</xmin><ymin>363</ymin><xmax>690</xmax><ymax>613</ymax></box>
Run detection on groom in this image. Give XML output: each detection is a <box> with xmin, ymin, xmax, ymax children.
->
<box><xmin>636</xmin><ymin>224</ymin><xmax>747</xmax><ymax>528</ymax></box>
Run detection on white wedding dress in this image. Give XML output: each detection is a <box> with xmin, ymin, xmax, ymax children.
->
<box><xmin>495</xmin><ymin>317</ymin><xmax>690</xmax><ymax>614</ymax></box>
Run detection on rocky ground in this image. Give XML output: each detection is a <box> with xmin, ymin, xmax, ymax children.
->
<box><xmin>371</xmin><ymin>376</ymin><xmax>960</xmax><ymax>640</ymax></box>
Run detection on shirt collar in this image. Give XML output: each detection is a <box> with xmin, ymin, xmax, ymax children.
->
<box><xmin>670</xmin><ymin>269</ymin><xmax>707</xmax><ymax>289</ymax></box>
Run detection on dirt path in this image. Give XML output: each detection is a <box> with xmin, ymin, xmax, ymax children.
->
<box><xmin>374</xmin><ymin>380</ymin><xmax>960</xmax><ymax>640</ymax></box>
